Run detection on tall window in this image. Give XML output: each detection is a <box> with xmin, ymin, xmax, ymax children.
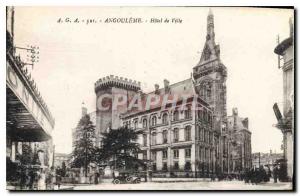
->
<box><xmin>185</xmin><ymin>148</ymin><xmax>191</xmax><ymax>158</ymax></box>
<box><xmin>184</xmin><ymin>106</ymin><xmax>191</xmax><ymax>119</ymax></box>
<box><xmin>173</xmin><ymin>110</ymin><xmax>179</xmax><ymax>121</ymax></box>
<box><xmin>173</xmin><ymin>149</ymin><xmax>179</xmax><ymax>159</ymax></box>
<box><xmin>198</xmin><ymin>109</ymin><xmax>203</xmax><ymax>121</ymax></box>
<box><xmin>143</xmin><ymin>134</ymin><xmax>147</xmax><ymax>146</ymax></box>
<box><xmin>185</xmin><ymin>126</ymin><xmax>191</xmax><ymax>141</ymax></box>
<box><xmin>162</xmin><ymin>113</ymin><xmax>168</xmax><ymax>124</ymax></box>
<box><xmin>142</xmin><ymin>118</ymin><xmax>147</xmax><ymax>128</ymax></box>
<box><xmin>162</xmin><ymin>163</ymin><xmax>168</xmax><ymax>171</ymax></box>
<box><xmin>208</xmin><ymin>113</ymin><xmax>212</xmax><ymax>124</ymax></box>
<box><xmin>151</xmin><ymin>116</ymin><xmax>157</xmax><ymax>126</ymax></box>
<box><xmin>151</xmin><ymin>132</ymin><xmax>157</xmax><ymax>145</ymax></box>
<box><xmin>134</xmin><ymin>120</ymin><xmax>138</xmax><ymax>129</ymax></box>
<box><xmin>198</xmin><ymin>127</ymin><xmax>203</xmax><ymax>141</ymax></box>
<box><xmin>203</xmin><ymin>109</ymin><xmax>207</xmax><ymax>122</ymax></box>
<box><xmin>128</xmin><ymin>121</ymin><xmax>131</xmax><ymax>128</ymax></box>
<box><xmin>174</xmin><ymin>162</ymin><xmax>179</xmax><ymax>170</ymax></box>
<box><xmin>209</xmin><ymin>132</ymin><xmax>213</xmax><ymax>144</ymax></box>
<box><xmin>163</xmin><ymin>130</ymin><xmax>168</xmax><ymax>144</ymax></box>
<box><xmin>163</xmin><ymin>150</ymin><xmax>168</xmax><ymax>159</ymax></box>
<box><xmin>204</xmin><ymin>130</ymin><xmax>208</xmax><ymax>143</ymax></box>
<box><xmin>173</xmin><ymin>128</ymin><xmax>179</xmax><ymax>142</ymax></box>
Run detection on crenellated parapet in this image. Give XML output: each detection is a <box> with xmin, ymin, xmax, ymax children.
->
<box><xmin>94</xmin><ymin>75</ymin><xmax>141</xmax><ymax>93</ymax></box>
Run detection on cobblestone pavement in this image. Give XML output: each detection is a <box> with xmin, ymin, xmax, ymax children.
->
<box><xmin>72</xmin><ymin>180</ymin><xmax>293</xmax><ymax>191</ymax></box>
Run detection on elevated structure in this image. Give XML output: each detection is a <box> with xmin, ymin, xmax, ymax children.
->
<box><xmin>6</xmin><ymin>7</ymin><xmax>55</xmax><ymax>188</ymax></box>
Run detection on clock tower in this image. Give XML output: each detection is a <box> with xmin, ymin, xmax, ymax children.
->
<box><xmin>193</xmin><ymin>9</ymin><xmax>229</xmax><ymax>174</ymax></box>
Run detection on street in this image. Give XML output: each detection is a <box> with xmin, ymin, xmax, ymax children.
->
<box><xmin>71</xmin><ymin>180</ymin><xmax>293</xmax><ymax>191</ymax></box>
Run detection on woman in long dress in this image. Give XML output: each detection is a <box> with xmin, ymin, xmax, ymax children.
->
<box><xmin>37</xmin><ymin>169</ymin><xmax>46</xmax><ymax>190</ymax></box>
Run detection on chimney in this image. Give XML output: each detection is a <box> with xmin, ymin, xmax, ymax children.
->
<box><xmin>163</xmin><ymin>79</ymin><xmax>170</xmax><ymax>93</ymax></box>
<box><xmin>154</xmin><ymin>84</ymin><xmax>160</xmax><ymax>94</ymax></box>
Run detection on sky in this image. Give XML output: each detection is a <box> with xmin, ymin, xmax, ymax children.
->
<box><xmin>13</xmin><ymin>7</ymin><xmax>293</xmax><ymax>154</ymax></box>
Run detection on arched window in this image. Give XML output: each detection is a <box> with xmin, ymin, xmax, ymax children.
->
<box><xmin>143</xmin><ymin>134</ymin><xmax>147</xmax><ymax>146</ymax></box>
<box><xmin>163</xmin><ymin>130</ymin><xmax>168</xmax><ymax>143</ymax></box>
<box><xmin>173</xmin><ymin>128</ymin><xmax>179</xmax><ymax>142</ymax></box>
<box><xmin>200</xmin><ymin>81</ymin><xmax>212</xmax><ymax>101</ymax></box>
<box><xmin>184</xmin><ymin>106</ymin><xmax>192</xmax><ymax>119</ymax></box>
<box><xmin>185</xmin><ymin>126</ymin><xmax>191</xmax><ymax>141</ymax></box>
<box><xmin>134</xmin><ymin>120</ymin><xmax>138</xmax><ymax>129</ymax></box>
<box><xmin>151</xmin><ymin>116</ymin><xmax>157</xmax><ymax>126</ymax></box>
<box><xmin>203</xmin><ymin>109</ymin><xmax>207</xmax><ymax>122</ymax></box>
<box><xmin>162</xmin><ymin>113</ymin><xmax>168</xmax><ymax>124</ymax></box>
<box><xmin>173</xmin><ymin>110</ymin><xmax>179</xmax><ymax>121</ymax></box>
<box><xmin>142</xmin><ymin>118</ymin><xmax>147</xmax><ymax>128</ymax></box>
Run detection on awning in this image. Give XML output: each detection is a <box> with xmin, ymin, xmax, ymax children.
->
<box><xmin>7</xmin><ymin>87</ymin><xmax>51</xmax><ymax>142</ymax></box>
<box><xmin>6</xmin><ymin>53</ymin><xmax>54</xmax><ymax>142</ymax></box>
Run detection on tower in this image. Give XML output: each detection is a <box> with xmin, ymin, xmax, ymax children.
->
<box><xmin>94</xmin><ymin>75</ymin><xmax>141</xmax><ymax>146</ymax></box>
<box><xmin>193</xmin><ymin>9</ymin><xmax>227</xmax><ymax>132</ymax></box>
<box><xmin>193</xmin><ymin>9</ymin><xmax>228</xmax><ymax>174</ymax></box>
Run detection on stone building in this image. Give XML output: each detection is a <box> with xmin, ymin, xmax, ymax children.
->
<box><xmin>273</xmin><ymin>17</ymin><xmax>294</xmax><ymax>181</ymax></box>
<box><xmin>80</xmin><ymin>9</ymin><xmax>251</xmax><ymax>177</ymax></box>
<box><xmin>121</xmin><ymin>78</ymin><xmax>214</xmax><ymax>176</ymax></box>
<box><xmin>227</xmin><ymin>108</ymin><xmax>252</xmax><ymax>174</ymax></box>
<box><xmin>192</xmin><ymin>9</ymin><xmax>228</xmax><ymax>175</ymax></box>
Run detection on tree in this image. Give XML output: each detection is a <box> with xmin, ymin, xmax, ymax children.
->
<box><xmin>98</xmin><ymin>127</ymin><xmax>146</xmax><ymax>171</ymax></box>
<box><xmin>71</xmin><ymin>114</ymin><xmax>97</xmax><ymax>177</ymax></box>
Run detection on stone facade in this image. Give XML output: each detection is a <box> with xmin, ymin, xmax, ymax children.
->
<box><xmin>192</xmin><ymin>9</ymin><xmax>228</xmax><ymax>175</ymax></box>
<box><xmin>90</xmin><ymin>9</ymin><xmax>251</xmax><ymax>177</ymax></box>
<box><xmin>121</xmin><ymin>78</ymin><xmax>215</xmax><ymax>176</ymax></box>
<box><xmin>274</xmin><ymin>17</ymin><xmax>294</xmax><ymax>181</ymax></box>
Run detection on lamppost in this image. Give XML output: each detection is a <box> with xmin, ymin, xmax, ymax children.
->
<box><xmin>147</xmin><ymin>126</ymin><xmax>153</xmax><ymax>182</ymax></box>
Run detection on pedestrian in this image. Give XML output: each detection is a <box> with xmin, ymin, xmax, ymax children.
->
<box><xmin>273</xmin><ymin>165</ymin><xmax>278</xmax><ymax>183</ymax></box>
<box><xmin>20</xmin><ymin>168</ymin><xmax>27</xmax><ymax>190</ymax></box>
<box><xmin>94</xmin><ymin>172</ymin><xmax>99</xmax><ymax>184</ymax></box>
<box><xmin>244</xmin><ymin>169</ymin><xmax>250</xmax><ymax>184</ymax></box>
<box><xmin>56</xmin><ymin>174</ymin><xmax>62</xmax><ymax>189</ymax></box>
<box><xmin>37</xmin><ymin>169</ymin><xmax>46</xmax><ymax>190</ymax></box>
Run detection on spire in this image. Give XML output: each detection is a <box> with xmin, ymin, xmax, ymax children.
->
<box><xmin>207</xmin><ymin>8</ymin><xmax>215</xmax><ymax>41</ymax></box>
